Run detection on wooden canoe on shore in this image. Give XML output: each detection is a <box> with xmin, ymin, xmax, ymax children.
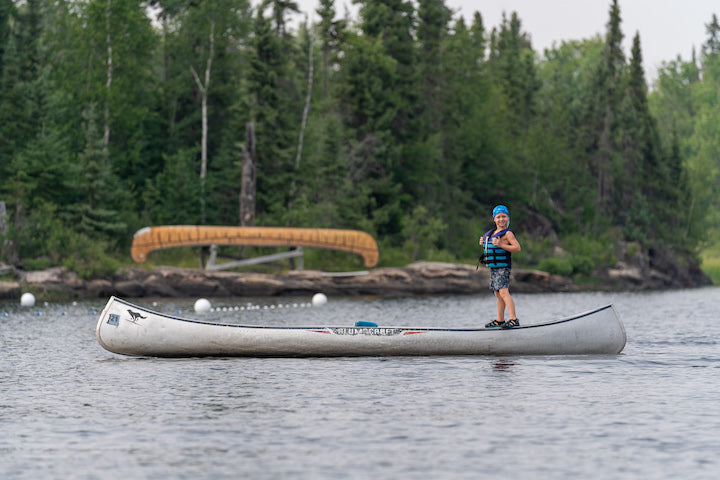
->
<box><xmin>131</xmin><ymin>226</ymin><xmax>380</xmax><ymax>267</ymax></box>
<box><xmin>95</xmin><ymin>296</ymin><xmax>626</xmax><ymax>357</ymax></box>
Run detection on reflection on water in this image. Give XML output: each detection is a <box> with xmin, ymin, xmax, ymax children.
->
<box><xmin>491</xmin><ymin>360</ymin><xmax>517</xmax><ymax>372</ymax></box>
<box><xmin>1</xmin><ymin>288</ymin><xmax>720</xmax><ymax>479</ymax></box>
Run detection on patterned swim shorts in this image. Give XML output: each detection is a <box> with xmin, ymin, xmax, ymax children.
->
<box><xmin>489</xmin><ymin>267</ymin><xmax>512</xmax><ymax>291</ymax></box>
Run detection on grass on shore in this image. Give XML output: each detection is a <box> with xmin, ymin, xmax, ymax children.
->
<box><xmin>700</xmin><ymin>256</ymin><xmax>720</xmax><ymax>285</ymax></box>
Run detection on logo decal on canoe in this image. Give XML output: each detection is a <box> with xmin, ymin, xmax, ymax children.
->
<box><xmin>126</xmin><ymin>309</ymin><xmax>147</xmax><ymax>324</ymax></box>
<box><xmin>328</xmin><ymin>327</ymin><xmax>418</xmax><ymax>336</ymax></box>
<box><xmin>107</xmin><ymin>313</ymin><xmax>119</xmax><ymax>326</ymax></box>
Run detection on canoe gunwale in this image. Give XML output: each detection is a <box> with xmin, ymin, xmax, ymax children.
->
<box><xmin>102</xmin><ymin>296</ymin><xmax>616</xmax><ymax>333</ymax></box>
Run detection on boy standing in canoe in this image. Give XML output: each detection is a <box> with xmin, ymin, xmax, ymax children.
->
<box><xmin>480</xmin><ymin>205</ymin><xmax>521</xmax><ymax>328</ymax></box>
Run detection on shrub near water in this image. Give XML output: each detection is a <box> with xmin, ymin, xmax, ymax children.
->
<box><xmin>536</xmin><ymin>256</ymin><xmax>573</xmax><ymax>276</ymax></box>
<box><xmin>530</xmin><ymin>234</ymin><xmax>617</xmax><ymax>277</ymax></box>
<box><xmin>700</xmin><ymin>257</ymin><xmax>720</xmax><ymax>284</ymax></box>
<box><xmin>560</xmin><ymin>234</ymin><xmax>617</xmax><ymax>268</ymax></box>
<box><xmin>10</xmin><ymin>205</ymin><xmax>122</xmax><ymax>279</ymax></box>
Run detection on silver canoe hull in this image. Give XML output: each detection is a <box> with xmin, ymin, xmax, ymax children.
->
<box><xmin>95</xmin><ymin>296</ymin><xmax>627</xmax><ymax>357</ymax></box>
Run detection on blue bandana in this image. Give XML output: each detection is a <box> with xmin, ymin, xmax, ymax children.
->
<box><xmin>492</xmin><ymin>205</ymin><xmax>509</xmax><ymax>218</ymax></box>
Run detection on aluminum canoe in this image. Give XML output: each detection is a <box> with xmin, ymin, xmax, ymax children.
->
<box><xmin>95</xmin><ymin>296</ymin><xmax>626</xmax><ymax>357</ymax></box>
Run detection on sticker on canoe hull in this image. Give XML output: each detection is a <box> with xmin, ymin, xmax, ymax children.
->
<box><xmin>126</xmin><ymin>309</ymin><xmax>147</xmax><ymax>324</ymax></box>
<box><xmin>106</xmin><ymin>313</ymin><xmax>119</xmax><ymax>326</ymax></box>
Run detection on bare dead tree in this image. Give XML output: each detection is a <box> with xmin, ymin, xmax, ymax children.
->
<box><xmin>190</xmin><ymin>20</ymin><xmax>215</xmax><ymax>225</ymax></box>
<box><xmin>295</xmin><ymin>22</ymin><xmax>314</xmax><ymax>169</ymax></box>
<box><xmin>103</xmin><ymin>0</ymin><xmax>113</xmax><ymax>151</ymax></box>
<box><xmin>240</xmin><ymin>122</ymin><xmax>257</xmax><ymax>227</ymax></box>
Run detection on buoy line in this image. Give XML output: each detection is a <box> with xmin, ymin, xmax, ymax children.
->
<box><xmin>2</xmin><ymin>292</ymin><xmax>329</xmax><ymax>317</ymax></box>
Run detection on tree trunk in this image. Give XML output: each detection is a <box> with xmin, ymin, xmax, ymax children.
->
<box><xmin>240</xmin><ymin>122</ymin><xmax>256</xmax><ymax>227</ymax></box>
<box><xmin>190</xmin><ymin>20</ymin><xmax>215</xmax><ymax>225</ymax></box>
<box><xmin>104</xmin><ymin>0</ymin><xmax>112</xmax><ymax>151</ymax></box>
<box><xmin>295</xmin><ymin>30</ymin><xmax>313</xmax><ymax>169</ymax></box>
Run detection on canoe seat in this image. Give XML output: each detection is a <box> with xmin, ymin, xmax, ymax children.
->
<box><xmin>355</xmin><ymin>320</ymin><xmax>378</xmax><ymax>327</ymax></box>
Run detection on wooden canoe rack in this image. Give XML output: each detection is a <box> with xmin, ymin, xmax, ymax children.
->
<box><xmin>131</xmin><ymin>226</ymin><xmax>379</xmax><ymax>269</ymax></box>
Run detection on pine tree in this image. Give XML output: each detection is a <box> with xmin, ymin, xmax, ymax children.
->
<box><xmin>315</xmin><ymin>0</ymin><xmax>345</xmax><ymax>102</ymax></box>
<box><xmin>338</xmin><ymin>0</ymin><xmax>422</xmax><ymax>238</ymax></box>
<box><xmin>417</xmin><ymin>0</ymin><xmax>450</xmax><ymax>132</ymax></box>
<box><xmin>357</xmin><ymin>0</ymin><xmax>420</xmax><ymax>141</ymax></box>
<box><xmin>685</xmin><ymin>47</ymin><xmax>720</xmax><ymax>248</ymax></box>
<box><xmin>581</xmin><ymin>0</ymin><xmax>625</xmax><ymax>232</ymax></box>
<box><xmin>488</xmin><ymin>11</ymin><xmax>537</xmax><ymax>132</ymax></box>
<box><xmin>437</xmin><ymin>13</ymin><xmax>508</xmax><ymax>255</ymax></box>
<box><xmin>0</xmin><ymin>22</ymin><xmax>21</xmax><ymax>182</ymax></box>
<box><xmin>703</xmin><ymin>13</ymin><xmax>720</xmax><ymax>57</ymax></box>
<box><xmin>616</xmin><ymin>32</ymin><xmax>657</xmax><ymax>239</ymax></box>
<box><xmin>5</xmin><ymin>72</ymin><xmax>72</xmax><ymax>214</ymax></box>
<box><xmin>0</xmin><ymin>0</ymin><xmax>13</xmax><ymax>66</ymax></box>
<box><xmin>247</xmin><ymin>1</ymin><xmax>300</xmax><ymax>220</ymax></box>
<box><xmin>63</xmin><ymin>0</ymin><xmax>159</xmax><ymax>214</ymax></box>
<box><xmin>66</xmin><ymin>106</ymin><xmax>126</xmax><ymax>239</ymax></box>
<box><xmin>485</xmin><ymin>11</ymin><xmax>539</xmax><ymax>205</ymax></box>
<box><xmin>536</xmin><ymin>38</ymin><xmax>605</xmax><ymax>230</ymax></box>
<box><xmin>153</xmin><ymin>0</ymin><xmax>249</xmax><ymax>226</ymax></box>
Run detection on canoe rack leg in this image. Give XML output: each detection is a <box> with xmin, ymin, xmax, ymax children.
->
<box><xmin>206</xmin><ymin>246</ymin><xmax>304</xmax><ymax>271</ymax></box>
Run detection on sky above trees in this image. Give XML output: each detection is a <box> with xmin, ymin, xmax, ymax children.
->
<box><xmin>294</xmin><ymin>0</ymin><xmax>718</xmax><ymax>82</ymax></box>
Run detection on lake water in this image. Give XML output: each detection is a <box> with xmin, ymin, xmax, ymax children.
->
<box><xmin>1</xmin><ymin>288</ymin><xmax>719</xmax><ymax>479</ymax></box>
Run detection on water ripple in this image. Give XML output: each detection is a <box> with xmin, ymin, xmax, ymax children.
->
<box><xmin>2</xmin><ymin>289</ymin><xmax>720</xmax><ymax>479</ymax></box>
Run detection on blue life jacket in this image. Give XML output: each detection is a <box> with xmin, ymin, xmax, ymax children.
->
<box><xmin>481</xmin><ymin>228</ymin><xmax>513</xmax><ymax>268</ymax></box>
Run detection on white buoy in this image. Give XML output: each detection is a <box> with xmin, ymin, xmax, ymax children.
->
<box><xmin>20</xmin><ymin>292</ymin><xmax>36</xmax><ymax>307</ymax></box>
<box><xmin>312</xmin><ymin>293</ymin><xmax>328</xmax><ymax>307</ymax></box>
<box><xmin>194</xmin><ymin>298</ymin><xmax>212</xmax><ymax>313</ymax></box>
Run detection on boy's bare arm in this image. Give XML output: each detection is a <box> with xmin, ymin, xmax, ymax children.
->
<box><xmin>497</xmin><ymin>232</ymin><xmax>521</xmax><ymax>253</ymax></box>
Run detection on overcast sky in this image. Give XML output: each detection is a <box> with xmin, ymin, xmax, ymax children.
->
<box><xmin>291</xmin><ymin>0</ymin><xmax>718</xmax><ymax>83</ymax></box>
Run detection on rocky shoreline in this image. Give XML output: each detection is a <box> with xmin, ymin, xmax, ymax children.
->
<box><xmin>0</xmin><ymin>260</ymin><xmax>712</xmax><ymax>301</ymax></box>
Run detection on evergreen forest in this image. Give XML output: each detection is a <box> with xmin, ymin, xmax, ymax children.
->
<box><xmin>1</xmin><ymin>0</ymin><xmax>720</xmax><ymax>280</ymax></box>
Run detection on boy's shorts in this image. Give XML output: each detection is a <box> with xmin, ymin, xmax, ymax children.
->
<box><xmin>489</xmin><ymin>267</ymin><xmax>511</xmax><ymax>291</ymax></box>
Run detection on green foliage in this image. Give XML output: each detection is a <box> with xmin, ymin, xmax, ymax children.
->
<box><xmin>58</xmin><ymin>234</ymin><xmax>122</xmax><ymax>279</ymax></box>
<box><xmin>536</xmin><ymin>254</ymin><xmax>595</xmax><ymax>277</ymax></box>
<box><xmin>152</xmin><ymin>148</ymin><xmax>201</xmax><ymax>224</ymax></box>
<box><xmin>530</xmin><ymin>233</ymin><xmax>617</xmax><ymax>277</ymax></box>
<box><xmin>536</xmin><ymin>256</ymin><xmax>574</xmax><ymax>276</ymax></box>
<box><xmin>700</xmin><ymin>256</ymin><xmax>720</xmax><ymax>284</ymax></box>
<box><xmin>300</xmin><ymin>248</ymin><xmax>367</xmax><ymax>271</ymax></box>
<box><xmin>570</xmin><ymin>255</ymin><xmax>594</xmax><ymax>276</ymax></box>
<box><xmin>560</xmin><ymin>233</ymin><xmax>618</xmax><ymax>268</ymax></box>
<box><xmin>400</xmin><ymin>205</ymin><xmax>447</xmax><ymax>260</ymax></box>
<box><xmin>376</xmin><ymin>239</ymin><xmax>413</xmax><ymax>267</ymax></box>
<box><xmin>0</xmin><ymin>0</ymin><xmax>711</xmax><ymax>279</ymax></box>
<box><xmin>9</xmin><ymin>203</ymin><xmax>120</xmax><ymax>278</ymax></box>
<box><xmin>519</xmin><ymin>237</ymin><xmax>555</xmax><ymax>268</ymax></box>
